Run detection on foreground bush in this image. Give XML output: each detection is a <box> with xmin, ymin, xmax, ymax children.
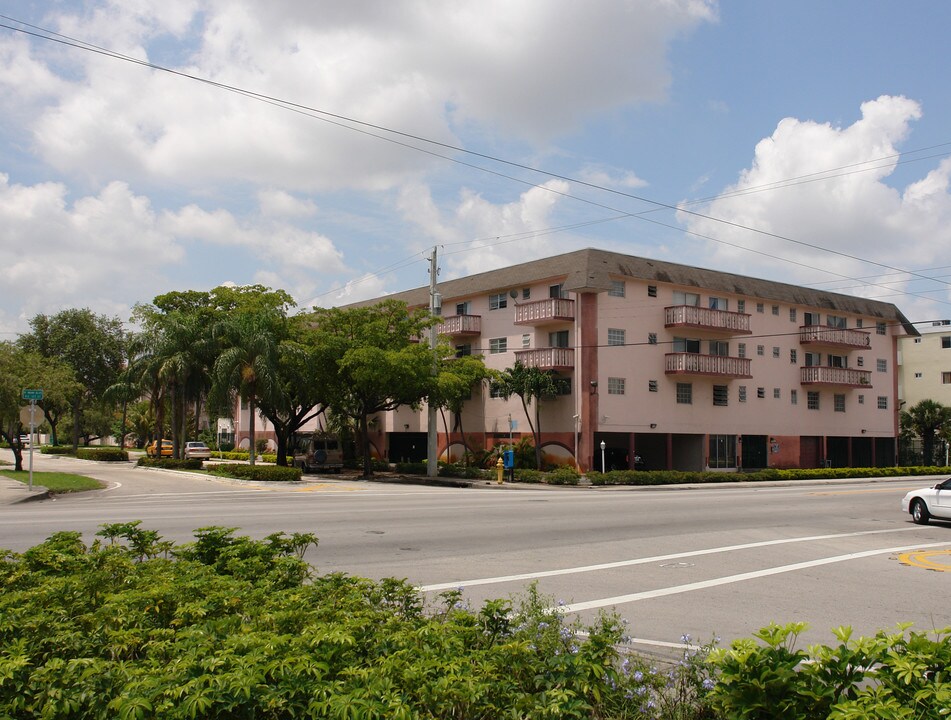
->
<box><xmin>137</xmin><ymin>457</ymin><xmax>204</xmax><ymax>470</ymax></box>
<box><xmin>0</xmin><ymin>525</ymin><xmax>703</xmax><ymax>719</ymax></box>
<box><xmin>74</xmin><ymin>447</ymin><xmax>129</xmax><ymax>462</ymax></box>
<box><xmin>207</xmin><ymin>463</ymin><xmax>302</xmax><ymax>482</ymax></box>
<box><xmin>589</xmin><ymin>465</ymin><xmax>951</xmax><ymax>486</ymax></box>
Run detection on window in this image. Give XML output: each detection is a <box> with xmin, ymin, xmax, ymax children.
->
<box><xmin>826</xmin><ymin>315</ymin><xmax>847</xmax><ymax>329</ymax></box>
<box><xmin>609</xmin><ymin>280</ymin><xmax>626</xmax><ymax>298</ymax></box>
<box><xmin>737</xmin><ymin>300</ymin><xmax>746</xmax><ymax>313</ymax></box>
<box><xmin>914</xmin><ymin>337</ymin><xmax>922</xmax><ymax>343</ymax></box>
<box><xmin>757</xmin><ymin>345</ymin><xmax>765</xmax><ymax>356</ymax></box>
<box><xmin>856</xmin><ymin>356</ymin><xmax>864</xmax><ymax>367</ymax></box>
<box><xmin>553</xmin><ymin>378</ymin><xmax>572</xmax><ymax>396</ymax></box>
<box><xmin>673</xmin><ymin>291</ymin><xmax>700</xmax><ymax>306</ymax></box>
<box><xmin>648</xmin><ymin>332</ymin><xmax>657</xmax><ymax>345</ymax></box>
<box><xmin>828</xmin><ymin>354</ymin><xmax>847</xmax><ymax>368</ymax></box>
<box><xmin>790</xmin><ymin>349</ymin><xmax>798</xmax><ymax>364</ymax></box>
<box><xmin>858</xmin><ymin>394</ymin><xmax>864</xmax><ymax>404</ymax></box>
<box><xmin>647</xmin><ymin>285</ymin><xmax>657</xmax><ymax>298</ymax></box>
<box><xmin>648</xmin><ymin>380</ymin><xmax>658</xmax><ymax>392</ymax></box>
<box><xmin>522</xmin><ymin>287</ymin><xmax>531</xmax><ymax>300</ymax></box>
<box><xmin>739</xmin><ymin>386</ymin><xmax>747</xmax><ymax>402</ymax></box>
<box><xmin>607</xmin><ymin>328</ymin><xmax>626</xmax><ymax>346</ymax></box>
<box><xmin>805</xmin><ymin>352</ymin><xmax>821</xmax><ymax>367</ymax></box>
<box><xmin>876</xmin><ymin>359</ymin><xmax>887</xmax><ymax>372</ymax></box>
<box><xmin>456</xmin><ymin>301</ymin><xmax>471</xmax><ymax>315</ymax></box>
<box><xmin>943</xmin><ymin>337</ymin><xmax>951</xmax><ymax>349</ymax></box>
<box><xmin>713</xmin><ymin>385</ymin><xmax>728</xmax><ymax>406</ymax></box>
<box><xmin>549</xmin><ymin>283</ymin><xmax>567</xmax><ymax>299</ymax></box>
<box><xmin>489</xmin><ymin>383</ymin><xmax>505</xmax><ymax>399</ymax></box>
<box><xmin>876</xmin><ymin>322</ymin><xmax>886</xmax><ymax>335</ymax></box>
<box><xmin>522</xmin><ymin>334</ymin><xmax>531</xmax><ymax>348</ymax></box>
<box><xmin>772</xmin><ymin>346</ymin><xmax>780</xmax><ymax>358</ymax></box>
<box><xmin>673</xmin><ymin>337</ymin><xmax>701</xmax><ymax>353</ymax></box>
<box><xmin>549</xmin><ymin>330</ymin><xmax>569</xmax><ymax>348</ymax></box>
<box><xmin>489</xmin><ymin>337</ymin><xmax>507</xmax><ymax>354</ymax></box>
<box><xmin>455</xmin><ymin>344</ymin><xmax>472</xmax><ymax>357</ymax></box>
<box><xmin>709</xmin><ymin>434</ymin><xmax>737</xmax><ymax>468</ymax></box>
<box><xmin>804</xmin><ymin>311</ymin><xmax>820</xmax><ymax>326</ymax></box>
<box><xmin>738</xmin><ymin>343</ymin><xmax>746</xmax><ymax>358</ymax></box>
<box><xmin>942</xmin><ymin>372</ymin><xmax>951</xmax><ymax>384</ymax></box>
<box><xmin>834</xmin><ymin>394</ymin><xmax>845</xmax><ymax>412</ymax></box>
<box><xmin>756</xmin><ymin>303</ymin><xmax>764</xmax><ymax>313</ymax></box>
<box><xmin>877</xmin><ymin>396</ymin><xmax>888</xmax><ymax>410</ymax></box>
<box><xmin>772</xmin><ymin>305</ymin><xmax>780</xmax><ymax>316</ymax></box>
<box><xmin>789</xmin><ymin>308</ymin><xmax>797</xmax><ymax>322</ymax></box>
<box><xmin>855</xmin><ymin>319</ymin><xmax>863</xmax><ymax>328</ymax></box>
<box><xmin>608</xmin><ymin>377</ymin><xmax>625</xmax><ymax>395</ymax></box>
<box><xmin>676</xmin><ymin>383</ymin><xmax>692</xmax><ymax>404</ymax></box>
<box><xmin>774</xmin><ymin>388</ymin><xmax>781</xmax><ymax>399</ymax></box>
<box><xmin>756</xmin><ymin>387</ymin><xmax>765</xmax><ymax>399</ymax></box>
<box><xmin>790</xmin><ymin>389</ymin><xmax>798</xmax><ymax>405</ymax></box>
<box><xmin>807</xmin><ymin>391</ymin><xmax>820</xmax><ymax>410</ymax></box>
<box><xmin>489</xmin><ymin>292</ymin><xmax>507</xmax><ymax>310</ymax></box>
<box><xmin>709</xmin><ymin>340</ymin><xmax>729</xmax><ymax>356</ymax></box>
<box><xmin>709</xmin><ymin>296</ymin><xmax>728</xmax><ymax>310</ymax></box>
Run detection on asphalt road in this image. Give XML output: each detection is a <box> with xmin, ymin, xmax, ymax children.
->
<box><xmin>2</xmin><ymin>450</ymin><xmax>949</xmax><ymax>657</ymax></box>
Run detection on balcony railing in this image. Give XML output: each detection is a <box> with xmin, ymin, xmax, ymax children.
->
<box><xmin>664</xmin><ymin>353</ymin><xmax>752</xmax><ymax>378</ymax></box>
<box><xmin>800</xmin><ymin>366</ymin><xmax>872</xmax><ymax>387</ymax></box>
<box><xmin>798</xmin><ymin>325</ymin><xmax>871</xmax><ymax>349</ymax></box>
<box><xmin>437</xmin><ymin>314</ymin><xmax>482</xmax><ymax>336</ymax></box>
<box><xmin>514</xmin><ymin>298</ymin><xmax>575</xmax><ymax>326</ymax></box>
<box><xmin>664</xmin><ymin>305</ymin><xmax>752</xmax><ymax>334</ymax></box>
<box><xmin>514</xmin><ymin>347</ymin><xmax>575</xmax><ymax>371</ymax></box>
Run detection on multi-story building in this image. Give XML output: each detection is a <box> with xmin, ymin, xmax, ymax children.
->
<box><xmin>374</xmin><ymin>248</ymin><xmax>916</xmax><ymax>471</ymax></box>
<box><xmin>898</xmin><ymin>320</ymin><xmax>951</xmax><ymax>409</ymax></box>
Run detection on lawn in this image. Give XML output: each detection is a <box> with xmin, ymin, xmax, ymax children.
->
<box><xmin>0</xmin><ymin>470</ymin><xmax>104</xmax><ymax>493</ymax></box>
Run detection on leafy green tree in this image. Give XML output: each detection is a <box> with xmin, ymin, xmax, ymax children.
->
<box><xmin>307</xmin><ymin>300</ymin><xmax>438</xmax><ymax>477</ymax></box>
<box><xmin>0</xmin><ymin>343</ymin><xmax>32</xmax><ymax>470</ymax></box>
<box><xmin>429</xmin><ymin>351</ymin><xmax>494</xmax><ymax>464</ymax></box>
<box><xmin>16</xmin><ymin>353</ymin><xmax>81</xmax><ymax>446</ymax></box>
<box><xmin>494</xmin><ymin>360</ymin><xmax>560</xmax><ymax>469</ymax></box>
<box><xmin>900</xmin><ymin>399</ymin><xmax>951</xmax><ymax>466</ymax></box>
<box><xmin>18</xmin><ymin>309</ymin><xmax>125</xmax><ymax>452</ymax></box>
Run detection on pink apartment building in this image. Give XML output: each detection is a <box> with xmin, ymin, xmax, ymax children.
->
<box><xmin>233</xmin><ymin>248</ymin><xmax>917</xmax><ymax>471</ymax></box>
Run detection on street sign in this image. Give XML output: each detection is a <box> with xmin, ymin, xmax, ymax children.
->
<box><xmin>22</xmin><ymin>388</ymin><xmax>43</xmax><ymax>400</ymax></box>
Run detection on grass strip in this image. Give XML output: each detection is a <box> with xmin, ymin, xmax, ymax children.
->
<box><xmin>0</xmin><ymin>470</ymin><xmax>104</xmax><ymax>493</ymax></box>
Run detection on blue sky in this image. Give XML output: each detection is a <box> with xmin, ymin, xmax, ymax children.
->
<box><xmin>1</xmin><ymin>1</ymin><xmax>950</xmax><ymax>337</ymax></box>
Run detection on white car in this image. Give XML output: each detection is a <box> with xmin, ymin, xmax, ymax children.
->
<box><xmin>183</xmin><ymin>441</ymin><xmax>212</xmax><ymax>460</ymax></box>
<box><xmin>902</xmin><ymin>478</ymin><xmax>951</xmax><ymax>525</ymax></box>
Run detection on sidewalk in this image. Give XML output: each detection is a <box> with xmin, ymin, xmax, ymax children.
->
<box><xmin>0</xmin><ymin>474</ymin><xmax>50</xmax><ymax>504</ymax></box>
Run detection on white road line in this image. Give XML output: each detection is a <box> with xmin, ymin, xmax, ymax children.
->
<box><xmin>561</xmin><ymin>541</ymin><xmax>950</xmax><ymax>612</ymax></box>
<box><xmin>419</xmin><ymin>527</ymin><xmax>922</xmax><ymax>592</ymax></box>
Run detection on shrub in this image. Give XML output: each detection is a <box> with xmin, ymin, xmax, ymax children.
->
<box><xmin>438</xmin><ymin>463</ymin><xmax>486</xmax><ymax>479</ymax></box>
<box><xmin>39</xmin><ymin>445</ymin><xmax>73</xmax><ymax>455</ymax></box>
<box><xmin>513</xmin><ymin>468</ymin><xmax>544</xmax><ymax>483</ymax></box>
<box><xmin>546</xmin><ymin>466</ymin><xmax>581</xmax><ymax>485</ymax></box>
<box><xmin>587</xmin><ymin>466</ymin><xmax>951</xmax><ymax>486</ymax></box>
<box><xmin>75</xmin><ymin>447</ymin><xmax>129</xmax><ymax>462</ymax></box>
<box><xmin>136</xmin><ymin>457</ymin><xmax>204</xmax><ymax>471</ymax></box>
<box><xmin>208</xmin><ymin>464</ymin><xmax>302</xmax><ymax>482</ymax></box>
<box><xmin>344</xmin><ymin>457</ymin><xmax>390</xmax><ymax>472</ymax></box>
<box><xmin>394</xmin><ymin>461</ymin><xmax>427</xmax><ymax>475</ymax></box>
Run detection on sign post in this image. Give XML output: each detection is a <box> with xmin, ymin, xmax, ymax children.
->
<box><xmin>20</xmin><ymin>389</ymin><xmax>43</xmax><ymax>491</ymax></box>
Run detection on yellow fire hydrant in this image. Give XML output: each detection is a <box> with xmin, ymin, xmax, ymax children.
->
<box><xmin>496</xmin><ymin>456</ymin><xmax>504</xmax><ymax>484</ymax></box>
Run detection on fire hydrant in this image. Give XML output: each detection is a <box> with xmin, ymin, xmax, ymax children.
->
<box><xmin>496</xmin><ymin>456</ymin><xmax>504</xmax><ymax>484</ymax></box>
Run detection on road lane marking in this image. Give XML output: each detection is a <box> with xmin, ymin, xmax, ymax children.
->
<box><xmin>418</xmin><ymin>527</ymin><xmax>923</xmax><ymax>592</ymax></box>
<box><xmin>897</xmin><ymin>549</ymin><xmax>951</xmax><ymax>572</ymax></box>
<box><xmin>810</xmin><ymin>487</ymin><xmax>924</xmax><ymax>496</ymax></box>
<box><xmin>560</xmin><ymin>542</ymin><xmax>950</xmax><ymax>612</ymax></box>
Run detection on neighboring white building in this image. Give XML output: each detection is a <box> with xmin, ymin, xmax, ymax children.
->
<box><xmin>898</xmin><ymin>320</ymin><xmax>951</xmax><ymax>409</ymax></box>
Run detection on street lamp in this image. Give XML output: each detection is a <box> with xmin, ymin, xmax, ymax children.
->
<box><xmin>600</xmin><ymin>440</ymin><xmax>606</xmax><ymax>473</ymax></box>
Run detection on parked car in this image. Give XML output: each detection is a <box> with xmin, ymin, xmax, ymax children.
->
<box><xmin>901</xmin><ymin>478</ymin><xmax>951</xmax><ymax>524</ymax></box>
<box><xmin>183</xmin><ymin>441</ymin><xmax>212</xmax><ymax>460</ymax></box>
<box><xmin>294</xmin><ymin>434</ymin><xmax>344</xmax><ymax>473</ymax></box>
<box><xmin>146</xmin><ymin>439</ymin><xmax>173</xmax><ymax>457</ymax></box>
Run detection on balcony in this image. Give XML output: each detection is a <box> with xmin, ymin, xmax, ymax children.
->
<box><xmin>800</xmin><ymin>366</ymin><xmax>872</xmax><ymax>387</ymax></box>
<box><xmin>514</xmin><ymin>298</ymin><xmax>575</xmax><ymax>326</ymax></box>
<box><xmin>438</xmin><ymin>314</ymin><xmax>481</xmax><ymax>337</ymax></box>
<box><xmin>514</xmin><ymin>347</ymin><xmax>575</xmax><ymax>371</ymax></box>
<box><xmin>798</xmin><ymin>325</ymin><xmax>871</xmax><ymax>349</ymax></box>
<box><xmin>664</xmin><ymin>305</ymin><xmax>752</xmax><ymax>335</ymax></box>
<box><xmin>664</xmin><ymin>353</ymin><xmax>752</xmax><ymax>378</ymax></box>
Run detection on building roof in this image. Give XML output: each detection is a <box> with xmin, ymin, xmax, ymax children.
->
<box><xmin>355</xmin><ymin>247</ymin><xmax>920</xmax><ymax>336</ymax></box>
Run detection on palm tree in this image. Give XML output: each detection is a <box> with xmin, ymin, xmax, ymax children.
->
<box><xmin>901</xmin><ymin>399</ymin><xmax>951</xmax><ymax>466</ymax></box>
<box><xmin>211</xmin><ymin>312</ymin><xmax>283</xmax><ymax>466</ymax></box>
<box><xmin>494</xmin><ymin>361</ymin><xmax>559</xmax><ymax>469</ymax></box>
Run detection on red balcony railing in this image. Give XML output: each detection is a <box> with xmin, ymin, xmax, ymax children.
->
<box><xmin>800</xmin><ymin>366</ymin><xmax>872</xmax><ymax>387</ymax></box>
<box><xmin>664</xmin><ymin>305</ymin><xmax>752</xmax><ymax>334</ymax></box>
<box><xmin>798</xmin><ymin>325</ymin><xmax>871</xmax><ymax>349</ymax></box>
<box><xmin>664</xmin><ymin>353</ymin><xmax>752</xmax><ymax>378</ymax></box>
<box><xmin>514</xmin><ymin>298</ymin><xmax>575</xmax><ymax>326</ymax></box>
<box><xmin>514</xmin><ymin>347</ymin><xmax>575</xmax><ymax>371</ymax></box>
<box><xmin>437</xmin><ymin>314</ymin><xmax>481</xmax><ymax>336</ymax></box>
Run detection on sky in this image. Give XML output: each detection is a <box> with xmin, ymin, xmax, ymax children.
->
<box><xmin>2</xmin><ymin>1</ymin><xmax>951</xmax><ymax>338</ymax></box>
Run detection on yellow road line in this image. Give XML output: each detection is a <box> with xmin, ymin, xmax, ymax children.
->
<box><xmin>897</xmin><ymin>549</ymin><xmax>951</xmax><ymax>572</ymax></box>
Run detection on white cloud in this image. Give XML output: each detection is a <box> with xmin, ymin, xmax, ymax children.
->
<box><xmin>257</xmin><ymin>189</ymin><xmax>316</xmax><ymax>218</ymax></box>
<box><xmin>679</xmin><ymin>96</ymin><xmax>951</xmax><ymax>324</ymax></box>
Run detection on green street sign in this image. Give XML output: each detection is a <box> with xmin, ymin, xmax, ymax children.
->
<box><xmin>22</xmin><ymin>389</ymin><xmax>43</xmax><ymax>401</ymax></box>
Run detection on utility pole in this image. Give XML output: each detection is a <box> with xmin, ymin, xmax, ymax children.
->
<box><xmin>427</xmin><ymin>247</ymin><xmax>440</xmax><ymax>477</ymax></box>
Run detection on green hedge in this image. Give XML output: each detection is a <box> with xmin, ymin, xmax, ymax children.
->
<box><xmin>211</xmin><ymin>450</ymin><xmax>280</xmax><ymax>463</ymax></box>
<box><xmin>39</xmin><ymin>446</ymin><xmax>73</xmax><ymax>455</ymax></box>
<box><xmin>75</xmin><ymin>447</ymin><xmax>129</xmax><ymax>462</ymax></box>
<box><xmin>207</xmin><ymin>464</ymin><xmax>302</xmax><ymax>482</ymax></box>
<box><xmin>588</xmin><ymin>465</ymin><xmax>951</xmax><ymax>486</ymax></box>
<box><xmin>137</xmin><ymin>457</ymin><xmax>204</xmax><ymax>471</ymax></box>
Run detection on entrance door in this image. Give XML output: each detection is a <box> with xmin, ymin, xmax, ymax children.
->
<box><xmin>741</xmin><ymin>435</ymin><xmax>768</xmax><ymax>469</ymax></box>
